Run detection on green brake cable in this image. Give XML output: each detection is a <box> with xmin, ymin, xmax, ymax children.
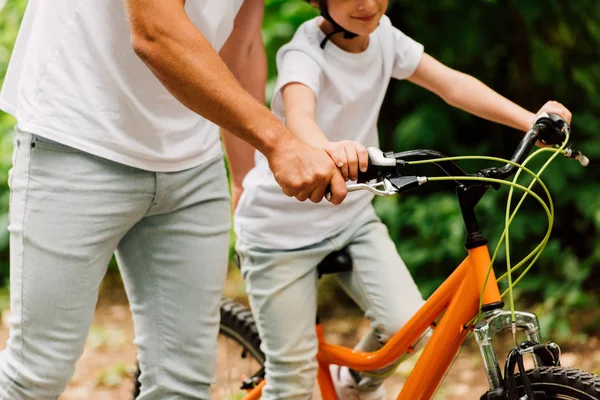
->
<box><xmin>501</xmin><ymin>144</ymin><xmax>566</xmax><ymax>340</ymax></box>
<box><xmin>347</xmin><ymin>152</ymin><xmax>557</xmax><ymax>382</ymax></box>
<box><xmin>498</xmin><ymin>147</ymin><xmax>568</xmax><ymax>290</ymax></box>
<box><xmin>406</xmin><ymin>139</ymin><xmax>569</xmax><ymax>327</ymax></box>
<box><xmin>349</xmin><ymin>140</ymin><xmax>571</xmax><ymax>379</ymax></box>
<box><xmin>420</xmin><ymin>175</ymin><xmax>552</xmax><ymax>331</ymax></box>
<box><xmin>364</xmin><ymin>141</ymin><xmax>570</xmax><ymax>377</ymax></box>
<box><xmin>366</xmin><ymin>147</ymin><xmax>562</xmax><ymax>378</ymax></box>
<box><xmin>407</xmin><ymin>153</ymin><xmax>553</xmax><ymax>291</ymax></box>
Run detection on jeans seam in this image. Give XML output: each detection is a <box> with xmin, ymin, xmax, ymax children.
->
<box><xmin>146</xmin><ymin>173</ymin><xmax>159</xmax><ymax>213</ymax></box>
<box><xmin>243</xmin><ymin>247</ymin><xmax>321</xmax><ymax>400</ymax></box>
<box><xmin>350</xmin><ymin>260</ymin><xmax>384</xmax><ymax>335</ymax></box>
<box><xmin>346</xmin><ymin>221</ymin><xmax>387</xmax><ymax>341</ymax></box>
<box><xmin>132</xmin><ymin>221</ymin><xmax>167</xmax><ymax>395</ymax></box>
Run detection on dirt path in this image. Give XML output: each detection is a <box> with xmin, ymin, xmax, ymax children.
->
<box><xmin>0</xmin><ymin>274</ymin><xmax>598</xmax><ymax>399</ymax></box>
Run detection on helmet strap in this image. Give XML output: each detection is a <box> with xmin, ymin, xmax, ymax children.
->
<box><xmin>318</xmin><ymin>1</ymin><xmax>358</xmax><ymax>49</ymax></box>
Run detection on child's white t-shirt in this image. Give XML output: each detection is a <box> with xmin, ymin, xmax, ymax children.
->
<box><xmin>235</xmin><ymin>15</ymin><xmax>424</xmax><ymax>250</ymax></box>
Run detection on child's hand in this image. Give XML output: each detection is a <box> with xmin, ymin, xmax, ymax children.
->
<box><xmin>534</xmin><ymin>101</ymin><xmax>573</xmax><ymax>125</ymax></box>
<box><xmin>323</xmin><ymin>141</ymin><xmax>369</xmax><ymax>181</ymax></box>
<box><xmin>533</xmin><ymin>101</ymin><xmax>573</xmax><ymax>147</ymax></box>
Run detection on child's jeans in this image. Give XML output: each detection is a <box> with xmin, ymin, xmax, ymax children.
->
<box><xmin>237</xmin><ymin>209</ymin><xmax>426</xmax><ymax>400</ymax></box>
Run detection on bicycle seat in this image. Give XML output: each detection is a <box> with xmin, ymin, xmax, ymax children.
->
<box><xmin>317</xmin><ymin>248</ymin><xmax>353</xmax><ymax>277</ymax></box>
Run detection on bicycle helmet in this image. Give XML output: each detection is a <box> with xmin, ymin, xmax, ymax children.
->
<box><xmin>313</xmin><ymin>0</ymin><xmax>358</xmax><ymax>48</ymax></box>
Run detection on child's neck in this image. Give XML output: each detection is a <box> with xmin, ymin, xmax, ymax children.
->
<box><xmin>318</xmin><ymin>19</ymin><xmax>369</xmax><ymax>53</ymax></box>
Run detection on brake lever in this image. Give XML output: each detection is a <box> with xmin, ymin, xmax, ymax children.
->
<box><xmin>326</xmin><ymin>175</ymin><xmax>431</xmax><ymax>202</ymax></box>
<box><xmin>347</xmin><ymin>179</ymin><xmax>397</xmax><ymax>196</ymax></box>
<box><xmin>325</xmin><ymin>178</ymin><xmax>397</xmax><ymax>202</ymax></box>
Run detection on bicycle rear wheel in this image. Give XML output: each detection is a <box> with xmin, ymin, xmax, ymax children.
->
<box><xmin>132</xmin><ymin>298</ymin><xmax>264</xmax><ymax>399</ymax></box>
<box><xmin>482</xmin><ymin>366</ymin><xmax>600</xmax><ymax>399</ymax></box>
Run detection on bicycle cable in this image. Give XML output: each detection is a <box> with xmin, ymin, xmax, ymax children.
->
<box><xmin>405</xmin><ymin>135</ymin><xmax>570</xmax><ymax>334</ymax></box>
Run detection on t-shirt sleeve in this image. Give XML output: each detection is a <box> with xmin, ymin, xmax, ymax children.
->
<box><xmin>391</xmin><ymin>27</ymin><xmax>424</xmax><ymax>80</ymax></box>
<box><xmin>271</xmin><ymin>49</ymin><xmax>323</xmax><ymax>119</ymax></box>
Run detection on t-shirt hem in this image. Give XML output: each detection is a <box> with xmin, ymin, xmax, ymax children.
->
<box><xmin>234</xmin><ymin>205</ymin><xmax>377</xmax><ymax>251</ymax></box>
<box><xmin>17</xmin><ymin>121</ymin><xmax>222</xmax><ymax>172</ymax></box>
<box><xmin>0</xmin><ymin>97</ymin><xmax>17</xmax><ymax>117</ymax></box>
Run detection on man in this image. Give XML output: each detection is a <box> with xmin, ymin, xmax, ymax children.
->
<box><xmin>0</xmin><ymin>0</ymin><xmax>346</xmax><ymax>398</ymax></box>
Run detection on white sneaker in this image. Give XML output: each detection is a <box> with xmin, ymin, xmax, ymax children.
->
<box><xmin>330</xmin><ymin>364</ymin><xmax>387</xmax><ymax>400</ymax></box>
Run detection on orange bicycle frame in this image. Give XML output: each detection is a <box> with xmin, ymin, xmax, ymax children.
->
<box><xmin>242</xmin><ymin>244</ymin><xmax>503</xmax><ymax>400</ymax></box>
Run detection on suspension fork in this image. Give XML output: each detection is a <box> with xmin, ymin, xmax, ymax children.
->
<box><xmin>473</xmin><ymin>309</ymin><xmax>543</xmax><ymax>390</ymax></box>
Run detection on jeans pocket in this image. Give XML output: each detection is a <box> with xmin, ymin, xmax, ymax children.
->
<box><xmin>31</xmin><ymin>135</ymin><xmax>80</xmax><ymax>153</ymax></box>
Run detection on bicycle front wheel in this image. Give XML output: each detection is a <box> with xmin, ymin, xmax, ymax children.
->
<box><xmin>132</xmin><ymin>298</ymin><xmax>265</xmax><ymax>399</ymax></box>
<box><xmin>482</xmin><ymin>367</ymin><xmax>600</xmax><ymax>399</ymax></box>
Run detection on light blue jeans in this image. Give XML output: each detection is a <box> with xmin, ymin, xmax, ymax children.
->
<box><xmin>0</xmin><ymin>129</ymin><xmax>231</xmax><ymax>399</ymax></box>
<box><xmin>237</xmin><ymin>209</ymin><xmax>426</xmax><ymax>400</ymax></box>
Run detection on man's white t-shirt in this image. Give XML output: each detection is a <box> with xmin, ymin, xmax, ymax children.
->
<box><xmin>0</xmin><ymin>0</ymin><xmax>243</xmax><ymax>172</ymax></box>
<box><xmin>235</xmin><ymin>15</ymin><xmax>424</xmax><ymax>250</ymax></box>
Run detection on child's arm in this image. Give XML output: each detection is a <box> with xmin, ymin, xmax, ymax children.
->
<box><xmin>282</xmin><ymin>82</ymin><xmax>368</xmax><ymax>181</ymax></box>
<box><xmin>407</xmin><ymin>54</ymin><xmax>572</xmax><ymax>130</ymax></box>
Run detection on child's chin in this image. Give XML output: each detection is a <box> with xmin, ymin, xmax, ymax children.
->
<box><xmin>356</xmin><ymin>25</ymin><xmax>379</xmax><ymax>36</ymax></box>
<box><xmin>352</xmin><ymin>19</ymin><xmax>381</xmax><ymax>35</ymax></box>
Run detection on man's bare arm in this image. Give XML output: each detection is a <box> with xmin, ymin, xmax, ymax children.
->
<box><xmin>219</xmin><ymin>0</ymin><xmax>265</xmax><ymax>209</ymax></box>
<box><xmin>122</xmin><ymin>0</ymin><xmax>347</xmax><ymax>204</ymax></box>
<box><xmin>124</xmin><ymin>0</ymin><xmax>278</xmax><ymax>156</ymax></box>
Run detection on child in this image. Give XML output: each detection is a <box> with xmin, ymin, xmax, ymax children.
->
<box><xmin>234</xmin><ymin>0</ymin><xmax>572</xmax><ymax>398</ymax></box>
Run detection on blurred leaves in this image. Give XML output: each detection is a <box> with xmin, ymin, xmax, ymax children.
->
<box><xmin>87</xmin><ymin>326</ymin><xmax>128</xmax><ymax>350</ymax></box>
<box><xmin>376</xmin><ymin>0</ymin><xmax>600</xmax><ymax>339</ymax></box>
<box><xmin>95</xmin><ymin>362</ymin><xmax>131</xmax><ymax>388</ymax></box>
<box><xmin>0</xmin><ymin>0</ymin><xmax>598</xmax><ymax>340</ymax></box>
<box><xmin>262</xmin><ymin>0</ymin><xmax>600</xmax><ymax>338</ymax></box>
<box><xmin>0</xmin><ymin>0</ymin><xmax>23</xmax><ymax>285</ymax></box>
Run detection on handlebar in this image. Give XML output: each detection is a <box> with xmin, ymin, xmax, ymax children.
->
<box><xmin>348</xmin><ymin>113</ymin><xmax>588</xmax><ymax>197</ymax></box>
<box><xmin>477</xmin><ymin>113</ymin><xmax>587</xmax><ymax>180</ymax></box>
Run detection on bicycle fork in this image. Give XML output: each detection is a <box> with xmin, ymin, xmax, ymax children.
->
<box><xmin>473</xmin><ymin>309</ymin><xmax>542</xmax><ymax>390</ymax></box>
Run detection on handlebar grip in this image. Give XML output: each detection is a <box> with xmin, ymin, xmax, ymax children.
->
<box><xmin>357</xmin><ymin>147</ymin><xmax>398</xmax><ymax>182</ymax></box>
<box><xmin>533</xmin><ymin>114</ymin><xmax>589</xmax><ymax>166</ymax></box>
<box><xmin>534</xmin><ymin>113</ymin><xmax>570</xmax><ymax>146</ymax></box>
<box><xmin>357</xmin><ymin>157</ymin><xmax>376</xmax><ymax>182</ymax></box>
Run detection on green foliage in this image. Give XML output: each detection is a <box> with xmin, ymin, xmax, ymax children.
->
<box><xmin>263</xmin><ymin>0</ymin><xmax>319</xmax><ymax>99</ymax></box>
<box><xmin>0</xmin><ymin>0</ymin><xmax>26</xmax><ymax>284</ymax></box>
<box><xmin>0</xmin><ymin>0</ymin><xmax>598</xmax><ymax>339</ymax></box>
<box><xmin>95</xmin><ymin>361</ymin><xmax>131</xmax><ymax>388</ymax></box>
<box><xmin>378</xmin><ymin>0</ymin><xmax>600</xmax><ymax>337</ymax></box>
<box><xmin>262</xmin><ymin>0</ymin><xmax>600</xmax><ymax>338</ymax></box>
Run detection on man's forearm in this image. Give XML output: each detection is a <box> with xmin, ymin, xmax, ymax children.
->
<box><xmin>122</xmin><ymin>0</ymin><xmax>348</xmax><ymax>205</ymax></box>
<box><xmin>124</xmin><ymin>0</ymin><xmax>286</xmax><ymax>158</ymax></box>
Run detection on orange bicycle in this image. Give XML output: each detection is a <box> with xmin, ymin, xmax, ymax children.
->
<box><xmin>132</xmin><ymin>114</ymin><xmax>598</xmax><ymax>399</ymax></box>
